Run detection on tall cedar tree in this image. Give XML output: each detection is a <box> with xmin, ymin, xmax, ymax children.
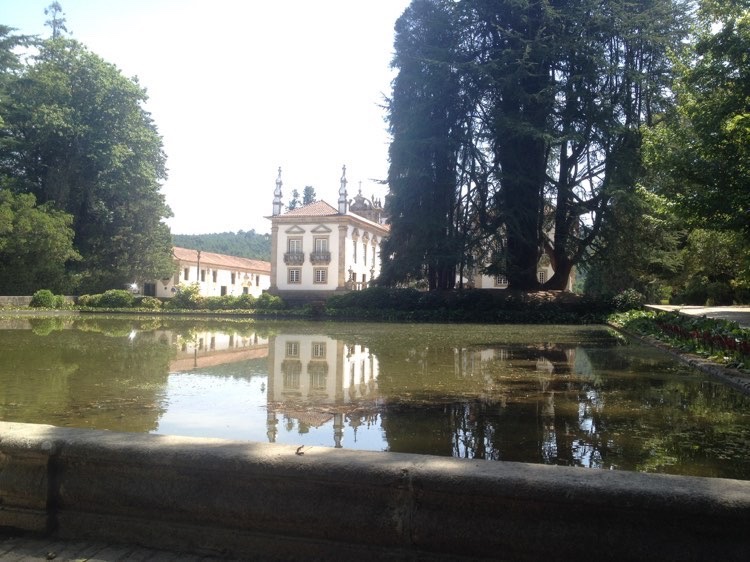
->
<box><xmin>384</xmin><ymin>0</ymin><xmax>685</xmax><ymax>290</ymax></box>
<box><xmin>381</xmin><ymin>0</ymin><xmax>467</xmax><ymax>290</ymax></box>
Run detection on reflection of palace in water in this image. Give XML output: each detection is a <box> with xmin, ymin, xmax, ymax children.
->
<box><xmin>266</xmin><ymin>335</ymin><xmax>379</xmax><ymax>447</ymax></box>
<box><xmin>157</xmin><ymin>330</ymin><xmax>270</xmax><ymax>372</ymax></box>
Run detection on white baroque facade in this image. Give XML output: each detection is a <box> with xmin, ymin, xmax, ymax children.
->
<box><xmin>267</xmin><ymin>167</ymin><xmax>389</xmax><ymax>299</ymax></box>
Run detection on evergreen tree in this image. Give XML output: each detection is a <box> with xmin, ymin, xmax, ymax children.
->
<box><xmin>302</xmin><ymin>185</ymin><xmax>316</xmax><ymax>205</ymax></box>
<box><xmin>384</xmin><ymin>0</ymin><xmax>686</xmax><ymax>290</ymax></box>
<box><xmin>381</xmin><ymin>0</ymin><xmax>469</xmax><ymax>289</ymax></box>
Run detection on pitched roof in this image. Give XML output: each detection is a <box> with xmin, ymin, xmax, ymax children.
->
<box><xmin>282</xmin><ymin>200</ymin><xmax>339</xmax><ymax>217</ymax></box>
<box><xmin>276</xmin><ymin>199</ymin><xmax>390</xmax><ymax>232</ymax></box>
<box><xmin>172</xmin><ymin>247</ymin><xmax>270</xmax><ymax>273</ymax></box>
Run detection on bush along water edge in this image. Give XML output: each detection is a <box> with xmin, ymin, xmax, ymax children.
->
<box><xmin>610</xmin><ymin>309</ymin><xmax>750</xmax><ymax>371</ymax></box>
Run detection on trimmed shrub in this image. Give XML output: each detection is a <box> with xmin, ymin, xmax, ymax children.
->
<box><xmin>166</xmin><ymin>284</ymin><xmax>203</xmax><ymax>310</ymax></box>
<box><xmin>256</xmin><ymin>292</ymin><xmax>284</xmax><ymax>310</ymax></box>
<box><xmin>30</xmin><ymin>289</ymin><xmax>57</xmax><ymax>308</ymax></box>
<box><xmin>77</xmin><ymin>294</ymin><xmax>99</xmax><ymax>307</ymax></box>
<box><xmin>236</xmin><ymin>293</ymin><xmax>257</xmax><ymax>309</ymax></box>
<box><xmin>136</xmin><ymin>296</ymin><xmax>163</xmax><ymax>310</ymax></box>
<box><xmin>96</xmin><ymin>289</ymin><xmax>135</xmax><ymax>308</ymax></box>
<box><xmin>706</xmin><ymin>282</ymin><xmax>733</xmax><ymax>306</ymax></box>
<box><xmin>612</xmin><ymin>289</ymin><xmax>646</xmax><ymax>311</ymax></box>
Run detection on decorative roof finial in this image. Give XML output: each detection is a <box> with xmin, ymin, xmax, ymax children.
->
<box><xmin>272</xmin><ymin>166</ymin><xmax>283</xmax><ymax>216</ymax></box>
<box><xmin>275</xmin><ymin>167</ymin><xmax>283</xmax><ymax>196</ymax></box>
<box><xmin>338</xmin><ymin>164</ymin><xmax>348</xmax><ymax>214</ymax></box>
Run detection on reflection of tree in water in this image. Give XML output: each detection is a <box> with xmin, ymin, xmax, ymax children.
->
<box><xmin>375</xmin><ymin>338</ymin><xmax>750</xmax><ymax>478</ymax></box>
<box><xmin>0</xmin><ymin>327</ymin><xmax>174</xmax><ymax>433</ymax></box>
<box><xmin>378</xmin><ymin>343</ymin><xmax>581</xmax><ymax>462</ymax></box>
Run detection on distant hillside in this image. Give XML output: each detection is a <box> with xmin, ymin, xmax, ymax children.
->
<box><xmin>172</xmin><ymin>230</ymin><xmax>271</xmax><ymax>261</ymax></box>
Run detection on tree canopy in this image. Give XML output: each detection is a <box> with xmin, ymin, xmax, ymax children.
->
<box><xmin>644</xmin><ymin>0</ymin><xmax>750</xmax><ymax>237</ymax></box>
<box><xmin>0</xmin><ymin>189</ymin><xmax>79</xmax><ymax>294</ymax></box>
<box><xmin>0</xmin><ymin>31</ymin><xmax>174</xmax><ymax>293</ymax></box>
<box><xmin>172</xmin><ymin>230</ymin><xmax>271</xmax><ymax>261</ymax></box>
<box><xmin>382</xmin><ymin>0</ymin><xmax>687</xmax><ymax>290</ymax></box>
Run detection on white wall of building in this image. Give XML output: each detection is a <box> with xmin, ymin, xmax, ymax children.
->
<box><xmin>274</xmin><ymin>220</ymin><xmax>384</xmax><ymax>292</ymax></box>
<box><xmin>148</xmin><ymin>262</ymin><xmax>270</xmax><ymax>299</ymax></box>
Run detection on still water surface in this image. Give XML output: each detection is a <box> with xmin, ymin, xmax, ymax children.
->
<box><xmin>2</xmin><ymin>315</ymin><xmax>749</xmax><ymax>479</ymax></box>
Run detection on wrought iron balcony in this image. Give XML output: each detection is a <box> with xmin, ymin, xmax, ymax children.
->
<box><xmin>309</xmin><ymin>251</ymin><xmax>331</xmax><ymax>265</ymax></box>
<box><xmin>283</xmin><ymin>252</ymin><xmax>305</xmax><ymax>265</ymax></box>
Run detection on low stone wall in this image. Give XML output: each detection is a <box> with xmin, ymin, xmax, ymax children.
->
<box><xmin>0</xmin><ymin>296</ymin><xmax>33</xmax><ymax>307</ymax></box>
<box><xmin>0</xmin><ymin>296</ymin><xmax>76</xmax><ymax>307</ymax></box>
<box><xmin>1</xmin><ymin>421</ymin><xmax>749</xmax><ymax>560</ymax></box>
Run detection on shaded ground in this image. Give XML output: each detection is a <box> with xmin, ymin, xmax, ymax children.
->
<box><xmin>0</xmin><ymin>529</ymin><xmax>227</xmax><ymax>561</ymax></box>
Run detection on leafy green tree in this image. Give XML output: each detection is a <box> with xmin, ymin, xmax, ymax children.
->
<box><xmin>584</xmin><ymin>187</ymin><xmax>684</xmax><ymax>301</ymax></box>
<box><xmin>0</xmin><ymin>189</ymin><xmax>79</xmax><ymax>294</ymax></box>
<box><xmin>0</xmin><ymin>37</ymin><xmax>173</xmax><ymax>292</ymax></box>
<box><xmin>644</xmin><ymin>0</ymin><xmax>750</xmax><ymax>238</ymax></box>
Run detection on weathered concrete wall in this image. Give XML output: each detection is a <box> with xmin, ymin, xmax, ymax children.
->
<box><xmin>0</xmin><ymin>296</ymin><xmax>76</xmax><ymax>307</ymax></box>
<box><xmin>0</xmin><ymin>296</ymin><xmax>33</xmax><ymax>307</ymax></box>
<box><xmin>1</xmin><ymin>421</ymin><xmax>749</xmax><ymax>561</ymax></box>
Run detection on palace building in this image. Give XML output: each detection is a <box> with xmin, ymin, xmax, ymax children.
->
<box><xmin>266</xmin><ymin>166</ymin><xmax>389</xmax><ymax>302</ymax></box>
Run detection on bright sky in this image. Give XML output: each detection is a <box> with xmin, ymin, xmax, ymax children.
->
<box><xmin>4</xmin><ymin>0</ymin><xmax>411</xmax><ymax>234</ymax></box>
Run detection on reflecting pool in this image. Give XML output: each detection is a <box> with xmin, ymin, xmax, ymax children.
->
<box><xmin>2</xmin><ymin>315</ymin><xmax>750</xmax><ymax>479</ymax></box>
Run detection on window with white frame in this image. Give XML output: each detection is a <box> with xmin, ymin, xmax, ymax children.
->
<box><xmin>495</xmin><ymin>275</ymin><xmax>509</xmax><ymax>287</ymax></box>
<box><xmin>314</xmin><ymin>237</ymin><xmax>328</xmax><ymax>252</ymax></box>
<box><xmin>288</xmin><ymin>238</ymin><xmax>302</xmax><ymax>253</ymax></box>
<box><xmin>286</xmin><ymin>341</ymin><xmax>299</xmax><ymax>358</ymax></box>
<box><xmin>288</xmin><ymin>268</ymin><xmax>301</xmax><ymax>284</ymax></box>
<box><xmin>314</xmin><ymin>268</ymin><xmax>327</xmax><ymax>284</ymax></box>
<box><xmin>312</xmin><ymin>342</ymin><xmax>326</xmax><ymax>358</ymax></box>
<box><xmin>538</xmin><ymin>271</ymin><xmax>546</xmax><ymax>284</ymax></box>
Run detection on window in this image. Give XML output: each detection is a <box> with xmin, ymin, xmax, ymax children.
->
<box><xmin>183</xmin><ymin>268</ymin><xmax>189</xmax><ymax>281</ymax></box>
<box><xmin>221</xmin><ymin>286</ymin><xmax>227</xmax><ymax>296</ymax></box>
<box><xmin>256</xmin><ymin>275</ymin><xmax>260</xmax><ymax>286</ymax></box>
<box><xmin>538</xmin><ymin>271</ymin><xmax>546</xmax><ymax>284</ymax></box>
<box><xmin>286</xmin><ymin>341</ymin><xmax>299</xmax><ymax>358</ymax></box>
<box><xmin>200</xmin><ymin>269</ymin><xmax>206</xmax><ymax>282</ymax></box>
<box><xmin>363</xmin><ymin>241</ymin><xmax>368</xmax><ymax>266</ymax></box>
<box><xmin>314</xmin><ymin>268</ymin><xmax>327</xmax><ymax>284</ymax></box>
<box><xmin>282</xmin><ymin>363</ymin><xmax>301</xmax><ymax>390</ymax></box>
<box><xmin>288</xmin><ymin>238</ymin><xmax>302</xmax><ymax>253</ymax></box>
<box><xmin>495</xmin><ymin>275</ymin><xmax>508</xmax><ymax>287</ymax></box>
<box><xmin>312</xmin><ymin>342</ymin><xmax>326</xmax><ymax>358</ymax></box>
<box><xmin>314</xmin><ymin>237</ymin><xmax>328</xmax><ymax>252</ymax></box>
<box><xmin>243</xmin><ymin>287</ymin><xmax>249</xmax><ymax>295</ymax></box>
<box><xmin>231</xmin><ymin>272</ymin><xmax>236</xmax><ymax>284</ymax></box>
<box><xmin>288</xmin><ymin>268</ymin><xmax>301</xmax><ymax>284</ymax></box>
<box><xmin>212</xmin><ymin>270</ymin><xmax>218</xmax><ymax>283</ymax></box>
<box><xmin>353</xmin><ymin>242</ymin><xmax>357</xmax><ymax>263</ymax></box>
